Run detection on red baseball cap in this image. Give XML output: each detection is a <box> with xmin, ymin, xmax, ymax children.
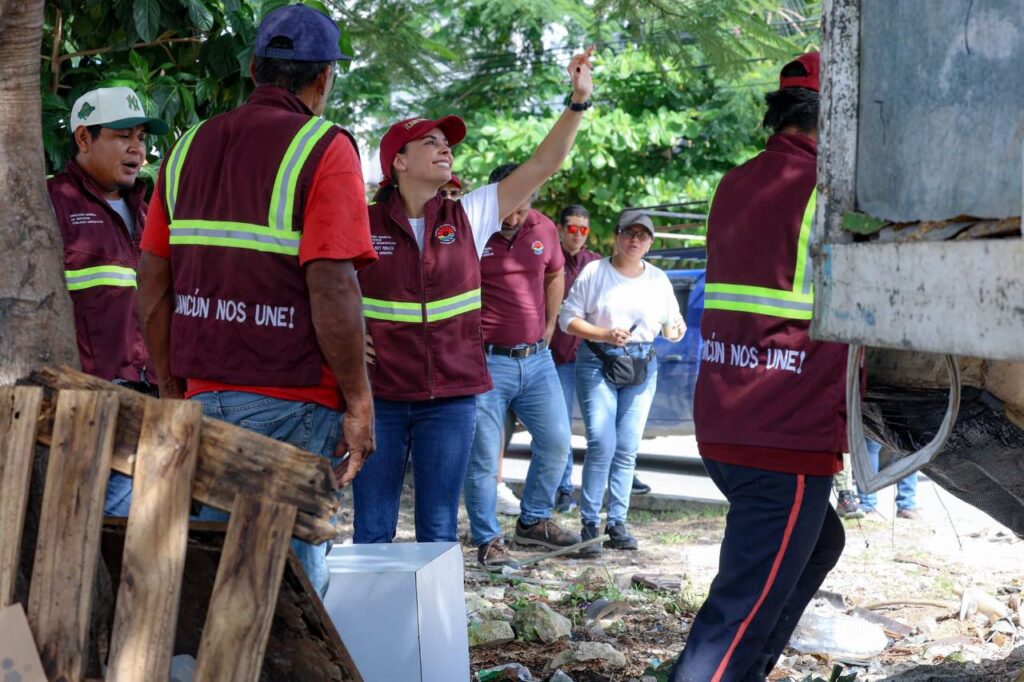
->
<box><xmin>447</xmin><ymin>173</ymin><xmax>462</xmax><ymax>189</ymax></box>
<box><xmin>378</xmin><ymin>115</ymin><xmax>467</xmax><ymax>187</ymax></box>
<box><xmin>779</xmin><ymin>51</ymin><xmax>820</xmax><ymax>92</ymax></box>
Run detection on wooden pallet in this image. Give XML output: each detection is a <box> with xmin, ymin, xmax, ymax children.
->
<box><xmin>0</xmin><ymin>367</ymin><xmax>362</xmax><ymax>682</ymax></box>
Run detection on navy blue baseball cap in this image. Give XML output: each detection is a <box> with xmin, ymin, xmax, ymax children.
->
<box><xmin>254</xmin><ymin>4</ymin><xmax>351</xmax><ymax>62</ymax></box>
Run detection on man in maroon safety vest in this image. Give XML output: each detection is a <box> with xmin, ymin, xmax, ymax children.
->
<box><xmin>137</xmin><ymin>5</ymin><xmax>376</xmax><ymax>596</ymax></box>
<box><xmin>671</xmin><ymin>52</ymin><xmax>849</xmax><ymax>682</ymax></box>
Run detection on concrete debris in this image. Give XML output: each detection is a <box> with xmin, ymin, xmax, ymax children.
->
<box><xmin>482</xmin><ymin>586</ymin><xmax>507</xmax><ymax>601</ymax></box>
<box><xmin>478</xmin><ymin>605</ymin><xmax>516</xmax><ymax>622</ymax></box>
<box><xmin>547</xmin><ymin>641</ymin><xmax>628</xmax><ymax>671</ymax></box>
<box><xmin>469</xmin><ymin>620</ymin><xmax>516</xmax><ymax>648</ymax></box>
<box><xmin>466</xmin><ymin>592</ymin><xmax>495</xmax><ymax>616</ymax></box>
<box><xmin>513</xmin><ymin>602</ymin><xmax>572</xmax><ymax>643</ymax></box>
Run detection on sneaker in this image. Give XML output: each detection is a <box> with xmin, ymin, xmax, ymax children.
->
<box><xmin>604</xmin><ymin>521</ymin><xmax>639</xmax><ymax>550</ymax></box>
<box><xmin>514</xmin><ymin>517</ymin><xmax>581</xmax><ymax>550</ymax></box>
<box><xmin>496</xmin><ymin>481</ymin><xmax>521</xmax><ymax>516</ymax></box>
<box><xmin>631</xmin><ymin>475</ymin><xmax>652</xmax><ymax>495</ymax></box>
<box><xmin>836</xmin><ymin>491</ymin><xmax>865</xmax><ymax>519</ymax></box>
<box><xmin>579</xmin><ymin>523</ymin><xmax>603</xmax><ymax>558</ymax></box>
<box><xmin>477</xmin><ymin>538</ymin><xmax>519</xmax><ymax>569</ymax></box>
<box><xmin>896</xmin><ymin>508</ymin><xmax>922</xmax><ymax>520</ymax></box>
<box><xmin>555</xmin><ymin>489</ymin><xmax>577</xmax><ymax>513</ymax></box>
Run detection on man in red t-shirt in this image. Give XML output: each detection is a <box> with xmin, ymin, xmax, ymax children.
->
<box><xmin>136</xmin><ymin>5</ymin><xmax>376</xmax><ymax>596</ymax></box>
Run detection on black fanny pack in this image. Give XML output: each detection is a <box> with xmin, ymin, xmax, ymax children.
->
<box><xmin>585</xmin><ymin>341</ymin><xmax>654</xmax><ymax>387</ymax></box>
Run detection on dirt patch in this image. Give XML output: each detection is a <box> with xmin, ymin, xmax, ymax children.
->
<box><xmin>333</xmin><ymin>482</ymin><xmax>1024</xmax><ymax>681</ymax></box>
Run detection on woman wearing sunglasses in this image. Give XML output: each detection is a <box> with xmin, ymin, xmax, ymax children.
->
<box><xmin>547</xmin><ymin>205</ymin><xmax>602</xmax><ymax>513</ymax></box>
<box><xmin>559</xmin><ymin>209</ymin><xmax>685</xmax><ymax>556</ymax></box>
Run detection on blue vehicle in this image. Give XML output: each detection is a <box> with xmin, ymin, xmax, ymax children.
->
<box><xmin>642</xmin><ymin>249</ymin><xmax>706</xmax><ymax>437</ymax></box>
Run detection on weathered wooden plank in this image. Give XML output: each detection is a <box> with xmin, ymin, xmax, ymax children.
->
<box><xmin>28</xmin><ymin>390</ymin><xmax>119</xmax><ymax>682</ymax></box>
<box><xmin>284</xmin><ymin>552</ymin><xmax>364</xmax><ymax>681</ymax></box>
<box><xmin>814</xmin><ymin>241</ymin><xmax>1024</xmax><ymax>361</ymax></box>
<box><xmin>816</xmin><ymin>0</ymin><xmax>860</xmax><ymax>244</ymax></box>
<box><xmin>0</xmin><ymin>387</ymin><xmax>43</xmax><ymax>608</ymax></box>
<box><xmin>194</xmin><ymin>495</ymin><xmax>297</xmax><ymax>682</ymax></box>
<box><xmin>28</xmin><ymin>366</ymin><xmax>339</xmax><ymax>543</ymax></box>
<box><xmin>107</xmin><ymin>400</ymin><xmax>202</xmax><ymax>682</ymax></box>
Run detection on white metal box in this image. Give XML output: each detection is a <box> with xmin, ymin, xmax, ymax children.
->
<box><xmin>324</xmin><ymin>542</ymin><xmax>469</xmax><ymax>682</ymax></box>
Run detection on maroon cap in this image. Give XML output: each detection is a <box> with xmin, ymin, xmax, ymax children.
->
<box><xmin>447</xmin><ymin>173</ymin><xmax>462</xmax><ymax>189</ymax></box>
<box><xmin>779</xmin><ymin>51</ymin><xmax>820</xmax><ymax>92</ymax></box>
<box><xmin>378</xmin><ymin>115</ymin><xmax>467</xmax><ymax>187</ymax></box>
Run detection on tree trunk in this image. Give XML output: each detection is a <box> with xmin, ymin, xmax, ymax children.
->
<box><xmin>0</xmin><ymin>0</ymin><xmax>80</xmax><ymax>385</ymax></box>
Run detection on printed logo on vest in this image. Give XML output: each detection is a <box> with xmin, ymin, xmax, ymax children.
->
<box><xmin>531</xmin><ymin>240</ymin><xmax>545</xmax><ymax>255</ymax></box>
<box><xmin>371</xmin><ymin>234</ymin><xmax>397</xmax><ymax>256</ymax></box>
<box><xmin>434</xmin><ymin>224</ymin><xmax>456</xmax><ymax>245</ymax></box>
<box><xmin>481</xmin><ymin>246</ymin><xmax>494</xmax><ymax>258</ymax></box>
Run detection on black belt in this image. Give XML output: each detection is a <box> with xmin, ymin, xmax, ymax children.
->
<box><xmin>486</xmin><ymin>339</ymin><xmax>547</xmax><ymax>358</ymax></box>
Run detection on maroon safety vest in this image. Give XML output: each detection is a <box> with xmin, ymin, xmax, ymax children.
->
<box><xmin>48</xmin><ymin>161</ymin><xmax>149</xmax><ymax>382</ymax></box>
<box><xmin>359</xmin><ymin>190</ymin><xmax>492</xmax><ymax>401</ymax></box>
<box><xmin>161</xmin><ymin>86</ymin><xmax>349</xmax><ymax>386</ymax></box>
<box><xmin>695</xmin><ymin>133</ymin><xmax>849</xmax><ymax>456</ymax></box>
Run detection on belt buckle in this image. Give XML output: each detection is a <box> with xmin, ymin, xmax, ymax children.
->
<box><xmin>510</xmin><ymin>343</ymin><xmax>531</xmax><ymax>358</ymax></box>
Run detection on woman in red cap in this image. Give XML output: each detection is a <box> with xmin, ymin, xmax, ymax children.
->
<box><xmin>353</xmin><ymin>48</ymin><xmax>595</xmax><ymax>545</ymax></box>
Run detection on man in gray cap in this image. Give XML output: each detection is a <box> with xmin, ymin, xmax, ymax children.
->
<box><xmin>137</xmin><ymin>4</ymin><xmax>377</xmax><ymax>595</ymax></box>
<box><xmin>48</xmin><ymin>85</ymin><xmax>169</xmax><ymax>515</ymax></box>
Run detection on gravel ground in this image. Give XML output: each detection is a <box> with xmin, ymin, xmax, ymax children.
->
<box><xmin>333</xmin><ymin>470</ymin><xmax>1024</xmax><ymax>682</ymax></box>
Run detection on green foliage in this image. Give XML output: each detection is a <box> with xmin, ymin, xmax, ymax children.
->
<box><xmin>39</xmin><ymin>0</ymin><xmax>820</xmax><ymax>231</ymax></box>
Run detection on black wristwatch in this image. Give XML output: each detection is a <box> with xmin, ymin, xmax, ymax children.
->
<box><xmin>568</xmin><ymin>99</ymin><xmax>592</xmax><ymax>112</ymax></box>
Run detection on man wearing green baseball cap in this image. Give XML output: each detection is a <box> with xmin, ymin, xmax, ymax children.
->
<box><xmin>48</xmin><ymin>85</ymin><xmax>168</xmax><ymax>516</ymax></box>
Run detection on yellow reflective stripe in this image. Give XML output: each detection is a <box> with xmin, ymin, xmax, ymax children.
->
<box><xmin>65</xmin><ymin>265</ymin><xmax>137</xmax><ymax>291</ymax></box>
<box><xmin>792</xmin><ymin>188</ymin><xmax>816</xmax><ymax>296</ymax></box>
<box><xmin>362</xmin><ymin>296</ymin><xmax>423</xmax><ymax>323</ymax></box>
<box><xmin>704</xmin><ymin>186</ymin><xmax>817</xmax><ymax>320</ymax></box>
<box><xmin>362</xmin><ymin>288</ymin><xmax>482</xmax><ymax>324</ymax></box>
<box><xmin>269</xmin><ymin>117</ymin><xmax>332</xmax><ymax>230</ymax></box>
<box><xmin>169</xmin><ymin>219</ymin><xmax>300</xmax><ymax>255</ymax></box>
<box><xmin>704</xmin><ymin>283</ymin><xmax>812</xmax><ymax>304</ymax></box>
<box><xmin>425</xmin><ymin>288</ymin><xmax>481</xmax><ymax>322</ymax></box>
<box><xmin>704</xmin><ymin>298</ymin><xmax>813</xmax><ymax>320</ymax></box>
<box><xmin>164</xmin><ymin>122</ymin><xmax>204</xmax><ymax>222</ymax></box>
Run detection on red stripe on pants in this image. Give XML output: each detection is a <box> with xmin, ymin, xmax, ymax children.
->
<box><xmin>711</xmin><ymin>474</ymin><xmax>806</xmax><ymax>682</ymax></box>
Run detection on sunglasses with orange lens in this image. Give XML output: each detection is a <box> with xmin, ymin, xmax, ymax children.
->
<box><xmin>565</xmin><ymin>224</ymin><xmax>590</xmax><ymax>235</ymax></box>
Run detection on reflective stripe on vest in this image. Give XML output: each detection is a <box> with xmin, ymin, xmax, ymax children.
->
<box><xmin>169</xmin><ymin>219</ymin><xmax>301</xmax><ymax>256</ymax></box>
<box><xmin>65</xmin><ymin>265</ymin><xmax>137</xmax><ymax>291</ymax></box>
<box><xmin>164</xmin><ymin>122</ymin><xmax>204</xmax><ymax>222</ymax></box>
<box><xmin>363</xmin><ymin>287</ymin><xmax>482</xmax><ymax>324</ymax></box>
<box><xmin>704</xmin><ymin>189</ymin><xmax>816</xmax><ymax>320</ymax></box>
<box><xmin>166</xmin><ymin>117</ymin><xmax>334</xmax><ymax>255</ymax></box>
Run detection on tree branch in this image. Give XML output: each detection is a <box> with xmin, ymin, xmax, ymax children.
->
<box><xmin>57</xmin><ymin>36</ymin><xmax>201</xmax><ymax>64</ymax></box>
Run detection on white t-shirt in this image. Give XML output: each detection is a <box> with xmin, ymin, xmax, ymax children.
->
<box><xmin>406</xmin><ymin>182</ymin><xmax>501</xmax><ymax>259</ymax></box>
<box><xmin>559</xmin><ymin>257</ymin><xmax>684</xmax><ymax>343</ymax></box>
<box><xmin>106</xmin><ymin>197</ymin><xmax>135</xmax><ymax>236</ymax></box>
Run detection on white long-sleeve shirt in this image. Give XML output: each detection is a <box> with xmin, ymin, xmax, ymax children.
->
<box><xmin>559</xmin><ymin>257</ymin><xmax>683</xmax><ymax>343</ymax></box>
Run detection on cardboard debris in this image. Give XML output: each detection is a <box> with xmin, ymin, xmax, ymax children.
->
<box><xmin>0</xmin><ymin>604</ymin><xmax>48</xmax><ymax>682</ymax></box>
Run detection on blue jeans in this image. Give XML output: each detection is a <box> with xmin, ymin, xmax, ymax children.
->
<box><xmin>191</xmin><ymin>391</ymin><xmax>342</xmax><ymax>597</ymax></box>
<box><xmin>576</xmin><ymin>343</ymin><xmax>658</xmax><ymax>526</ymax></box>
<box><xmin>104</xmin><ymin>472</ymin><xmax>134</xmax><ymax>517</ymax></box>
<box><xmin>858</xmin><ymin>439</ymin><xmax>917</xmax><ymax>511</ymax></box>
<box><xmin>353</xmin><ymin>396</ymin><xmax>475</xmax><ymax>543</ymax></box>
<box><xmin>555</xmin><ymin>362</ymin><xmax>577</xmax><ymax>494</ymax></box>
<box><xmin>464</xmin><ymin>348</ymin><xmax>571</xmax><ymax>546</ymax></box>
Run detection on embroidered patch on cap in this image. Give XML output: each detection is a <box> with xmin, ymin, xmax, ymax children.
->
<box><xmin>435</xmin><ymin>224</ymin><xmax>457</xmax><ymax>245</ymax></box>
<box><xmin>531</xmin><ymin>240</ymin><xmax>545</xmax><ymax>255</ymax></box>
